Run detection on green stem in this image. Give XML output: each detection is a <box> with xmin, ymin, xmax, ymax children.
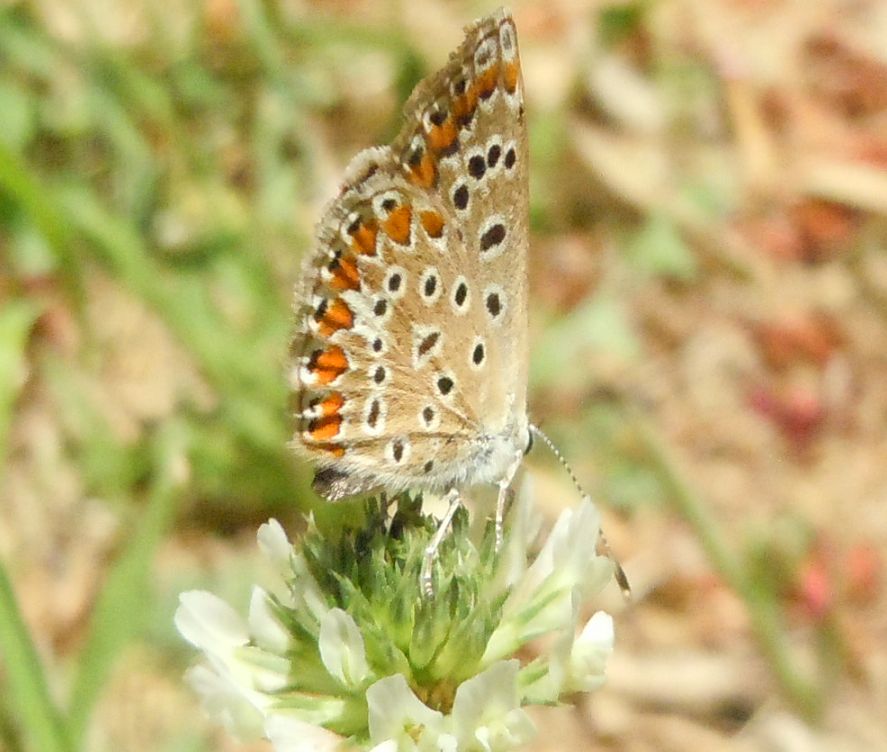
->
<box><xmin>66</xmin><ymin>421</ymin><xmax>188</xmax><ymax>745</ymax></box>
<box><xmin>0</xmin><ymin>300</ymin><xmax>42</xmax><ymax>482</ymax></box>
<box><xmin>0</xmin><ymin>141</ymin><xmax>84</xmax><ymax>307</ymax></box>
<box><xmin>0</xmin><ymin>565</ymin><xmax>74</xmax><ymax>752</ymax></box>
<box><xmin>625</xmin><ymin>402</ymin><xmax>824</xmax><ymax>721</ymax></box>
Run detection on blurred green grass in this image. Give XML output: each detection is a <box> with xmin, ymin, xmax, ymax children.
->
<box><xmin>0</xmin><ymin>0</ymin><xmax>361</xmax><ymax>516</ymax></box>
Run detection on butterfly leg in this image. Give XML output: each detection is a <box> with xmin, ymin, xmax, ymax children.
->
<box><xmin>495</xmin><ymin>451</ymin><xmax>524</xmax><ymax>552</ymax></box>
<box><xmin>421</xmin><ymin>487</ymin><xmax>463</xmax><ymax>597</ymax></box>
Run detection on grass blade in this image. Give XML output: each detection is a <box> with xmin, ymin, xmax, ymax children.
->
<box><xmin>0</xmin><ymin>299</ymin><xmax>40</xmax><ymax>474</ymax></box>
<box><xmin>0</xmin><ymin>142</ymin><xmax>84</xmax><ymax>306</ymax></box>
<box><xmin>0</xmin><ymin>563</ymin><xmax>73</xmax><ymax>752</ymax></box>
<box><xmin>66</xmin><ymin>422</ymin><xmax>188</xmax><ymax>744</ymax></box>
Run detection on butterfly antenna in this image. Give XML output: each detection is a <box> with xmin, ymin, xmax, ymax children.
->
<box><xmin>529</xmin><ymin>423</ymin><xmax>631</xmax><ymax>599</ymax></box>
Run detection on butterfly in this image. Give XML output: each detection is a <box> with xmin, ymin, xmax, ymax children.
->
<box><xmin>289</xmin><ymin>8</ymin><xmax>536</xmax><ymax>586</ymax></box>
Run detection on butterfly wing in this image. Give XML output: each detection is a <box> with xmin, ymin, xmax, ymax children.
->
<box><xmin>290</xmin><ymin>152</ymin><xmax>485</xmax><ymax>499</ymax></box>
<box><xmin>392</xmin><ymin>8</ymin><xmax>530</xmax><ymax>421</ymax></box>
<box><xmin>290</xmin><ymin>10</ymin><xmax>529</xmax><ymax>500</ymax></box>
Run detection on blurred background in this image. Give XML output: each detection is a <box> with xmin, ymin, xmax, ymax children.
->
<box><xmin>1</xmin><ymin>0</ymin><xmax>886</xmax><ymax>750</ymax></box>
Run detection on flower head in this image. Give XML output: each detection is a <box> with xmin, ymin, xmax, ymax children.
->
<box><xmin>176</xmin><ymin>490</ymin><xmax>616</xmax><ymax>750</ymax></box>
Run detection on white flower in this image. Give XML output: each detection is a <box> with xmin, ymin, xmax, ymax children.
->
<box><xmin>249</xmin><ymin>586</ymin><xmax>291</xmax><ymax>654</ymax></box>
<box><xmin>176</xmin><ymin>591</ymin><xmax>275</xmax><ymax>738</ymax></box>
<box><xmin>319</xmin><ymin>608</ymin><xmax>370</xmax><ymax>689</ymax></box>
<box><xmin>368</xmin><ymin>742</ymin><xmax>400</xmax><ymax>752</ymax></box>
<box><xmin>289</xmin><ymin>548</ymin><xmax>333</xmax><ymax>627</ymax></box>
<box><xmin>566</xmin><ymin>611</ymin><xmax>614</xmax><ymax>693</ymax></box>
<box><xmin>177</xmin><ymin>490</ymin><xmax>616</xmax><ymax>752</ymax></box>
<box><xmin>176</xmin><ymin>590</ymin><xmax>249</xmax><ymax>652</ymax></box>
<box><xmin>450</xmin><ymin>661</ymin><xmax>534</xmax><ymax>752</ymax></box>
<box><xmin>483</xmin><ymin>497</ymin><xmax>612</xmax><ymax>664</ymax></box>
<box><xmin>184</xmin><ymin>664</ymin><xmax>266</xmax><ymax>740</ymax></box>
<box><xmin>257</xmin><ymin>519</ymin><xmax>294</xmax><ymax>574</ymax></box>
<box><xmin>266</xmin><ymin>715</ymin><xmax>345</xmax><ymax>752</ymax></box>
<box><xmin>366</xmin><ymin>674</ymin><xmax>444</xmax><ymax>751</ymax></box>
<box><xmin>517</xmin><ymin>626</ymin><xmax>573</xmax><ymax>705</ymax></box>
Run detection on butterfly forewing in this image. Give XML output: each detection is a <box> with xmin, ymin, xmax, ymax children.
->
<box><xmin>290</xmin><ymin>9</ymin><xmax>529</xmax><ymax>500</ymax></box>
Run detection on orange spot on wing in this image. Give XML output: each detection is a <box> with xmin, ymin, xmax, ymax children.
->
<box><xmin>318</xmin><ymin>391</ymin><xmax>345</xmax><ymax>416</ymax></box>
<box><xmin>427</xmin><ymin>118</ymin><xmax>458</xmax><ymax>153</ymax></box>
<box><xmin>329</xmin><ymin>256</ymin><xmax>360</xmax><ymax>291</ymax></box>
<box><xmin>474</xmin><ymin>65</ymin><xmax>499</xmax><ymax>100</ymax></box>
<box><xmin>307</xmin><ymin>413</ymin><xmax>342</xmax><ymax>441</ymax></box>
<box><xmin>349</xmin><ymin>219</ymin><xmax>378</xmax><ymax>256</ymax></box>
<box><xmin>408</xmin><ymin>151</ymin><xmax>437</xmax><ymax>188</ymax></box>
<box><xmin>318</xmin><ymin>298</ymin><xmax>354</xmax><ymax>336</ymax></box>
<box><xmin>503</xmin><ymin>61</ymin><xmax>519</xmax><ymax>94</ymax></box>
<box><xmin>309</xmin><ymin>345</ymin><xmax>348</xmax><ymax>384</ymax></box>
<box><xmin>316</xmin><ymin>443</ymin><xmax>345</xmax><ymax>458</ymax></box>
<box><xmin>453</xmin><ymin>89</ymin><xmax>477</xmax><ymax>126</ymax></box>
<box><xmin>420</xmin><ymin>210</ymin><xmax>445</xmax><ymax>239</ymax></box>
<box><xmin>382</xmin><ymin>205</ymin><xmax>413</xmax><ymax>244</ymax></box>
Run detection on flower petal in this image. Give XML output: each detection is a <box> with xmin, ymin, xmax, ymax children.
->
<box><xmin>451</xmin><ymin>660</ymin><xmax>534</xmax><ymax>751</ymax></box>
<box><xmin>366</xmin><ymin>674</ymin><xmax>442</xmax><ymax>746</ymax></box>
<box><xmin>265</xmin><ymin>714</ymin><xmax>345</xmax><ymax>752</ymax></box>
<box><xmin>519</xmin><ymin>627</ymin><xmax>573</xmax><ymax>704</ymax></box>
<box><xmin>568</xmin><ymin>611</ymin><xmax>614</xmax><ymax>692</ymax></box>
<box><xmin>368</xmin><ymin>742</ymin><xmax>399</xmax><ymax>752</ymax></box>
<box><xmin>290</xmin><ymin>550</ymin><xmax>332</xmax><ymax>626</ymax></box>
<box><xmin>257</xmin><ymin>519</ymin><xmax>293</xmax><ymax>574</ymax></box>
<box><xmin>249</xmin><ymin>587</ymin><xmax>291</xmax><ymax>654</ymax></box>
<box><xmin>485</xmin><ymin>498</ymin><xmax>612</xmax><ymax>660</ymax></box>
<box><xmin>319</xmin><ymin>608</ymin><xmax>370</xmax><ymax>688</ymax></box>
<box><xmin>489</xmin><ymin>477</ymin><xmax>541</xmax><ymax>594</ymax></box>
<box><xmin>175</xmin><ymin>590</ymin><xmax>248</xmax><ymax>651</ymax></box>
<box><xmin>184</xmin><ymin>664</ymin><xmax>265</xmax><ymax>739</ymax></box>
